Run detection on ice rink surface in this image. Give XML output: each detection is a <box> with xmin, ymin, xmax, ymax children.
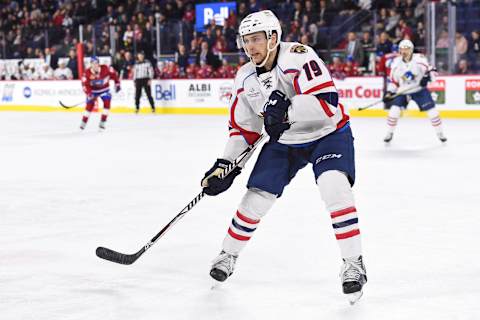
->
<box><xmin>1</xmin><ymin>111</ymin><xmax>479</xmax><ymax>320</ymax></box>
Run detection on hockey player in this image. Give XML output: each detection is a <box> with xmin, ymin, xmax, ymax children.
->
<box><xmin>80</xmin><ymin>56</ymin><xmax>121</xmax><ymax>130</ymax></box>
<box><xmin>383</xmin><ymin>40</ymin><xmax>447</xmax><ymax>143</ymax></box>
<box><xmin>201</xmin><ymin>10</ymin><xmax>367</xmax><ymax>304</ymax></box>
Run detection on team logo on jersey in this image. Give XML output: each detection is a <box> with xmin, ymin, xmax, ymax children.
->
<box><xmin>261</xmin><ymin>76</ymin><xmax>273</xmax><ymax>89</ymax></box>
<box><xmin>290</xmin><ymin>44</ymin><xmax>307</xmax><ymax>54</ymax></box>
<box><xmin>247</xmin><ymin>87</ymin><xmax>261</xmax><ymax>98</ymax></box>
<box><xmin>401</xmin><ymin>71</ymin><xmax>415</xmax><ymax>81</ymax></box>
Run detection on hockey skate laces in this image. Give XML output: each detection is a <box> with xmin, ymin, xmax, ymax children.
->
<box><xmin>212</xmin><ymin>252</ymin><xmax>237</xmax><ymax>271</ymax></box>
<box><xmin>341</xmin><ymin>259</ymin><xmax>362</xmax><ymax>281</ymax></box>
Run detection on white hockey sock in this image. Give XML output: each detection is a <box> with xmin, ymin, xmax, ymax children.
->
<box><xmin>426</xmin><ymin>108</ymin><xmax>444</xmax><ymax>134</ymax></box>
<box><xmin>386</xmin><ymin>105</ymin><xmax>401</xmax><ymax>134</ymax></box>
<box><xmin>222</xmin><ymin>188</ymin><xmax>276</xmax><ymax>255</ymax></box>
<box><xmin>318</xmin><ymin>171</ymin><xmax>362</xmax><ymax>259</ymax></box>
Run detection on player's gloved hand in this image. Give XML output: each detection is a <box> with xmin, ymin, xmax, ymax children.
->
<box><xmin>201</xmin><ymin>159</ymin><xmax>242</xmax><ymax>196</ymax></box>
<box><xmin>263</xmin><ymin>90</ymin><xmax>291</xmax><ymax>142</ymax></box>
<box><xmin>115</xmin><ymin>84</ymin><xmax>121</xmax><ymax>93</ymax></box>
<box><xmin>382</xmin><ymin>91</ymin><xmax>395</xmax><ymax>103</ymax></box>
<box><xmin>86</xmin><ymin>93</ymin><xmax>94</xmax><ymax>103</ymax></box>
<box><xmin>420</xmin><ymin>74</ymin><xmax>431</xmax><ymax>87</ymax></box>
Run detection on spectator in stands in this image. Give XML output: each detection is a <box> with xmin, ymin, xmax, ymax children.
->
<box><xmin>123</xmin><ymin>24</ymin><xmax>134</xmax><ymax>48</ymax></box>
<box><xmin>455</xmin><ymin>59</ymin><xmax>470</xmax><ymax>75</ymax></box>
<box><xmin>345</xmin><ymin>32</ymin><xmax>364</xmax><ymax>66</ymax></box>
<box><xmin>436</xmin><ymin>30</ymin><xmax>449</xmax><ymax>49</ymax></box>
<box><xmin>397</xmin><ymin>19</ymin><xmax>413</xmax><ymax>41</ymax></box>
<box><xmin>376</xmin><ymin>8</ymin><xmax>388</xmax><ymax>31</ymax></box>
<box><xmin>361</xmin><ymin>31</ymin><xmax>374</xmax><ymax>70</ymax></box>
<box><xmin>203</xmin><ymin>27</ymin><xmax>216</xmax><ymax>48</ymax></box>
<box><xmin>237</xmin><ymin>2</ymin><xmax>250</xmax><ymax>21</ymax></box>
<box><xmin>328</xmin><ymin>55</ymin><xmax>346</xmax><ymax>79</ymax></box>
<box><xmin>54</xmin><ymin>60</ymin><xmax>73</xmax><ymax>80</ymax></box>
<box><xmin>185</xmin><ymin>63</ymin><xmax>197</xmax><ymax>79</ymax></box>
<box><xmin>163</xmin><ymin>60</ymin><xmax>180</xmax><ymax>79</ymax></box>
<box><xmin>196</xmin><ymin>41</ymin><xmax>220</xmax><ymax>69</ymax></box>
<box><xmin>216</xmin><ymin>59</ymin><xmax>236</xmax><ymax>79</ymax></box>
<box><xmin>66</xmin><ymin>49</ymin><xmax>78</xmax><ymax>79</ymax></box>
<box><xmin>20</xmin><ymin>62</ymin><xmax>35</xmax><ymax>80</ymax></box>
<box><xmin>213</xmin><ymin>28</ymin><xmax>227</xmax><ymax>56</ymax></box>
<box><xmin>403</xmin><ymin>8</ymin><xmax>417</xmax><ymax>28</ymax></box>
<box><xmin>469</xmin><ymin>30</ymin><xmax>480</xmax><ymax>56</ymax></box>
<box><xmin>196</xmin><ymin>60</ymin><xmax>213</xmax><ymax>79</ymax></box>
<box><xmin>292</xmin><ymin>1</ymin><xmax>303</xmax><ymax>22</ymax></box>
<box><xmin>302</xmin><ymin>0</ymin><xmax>318</xmax><ymax>26</ymax></box>
<box><xmin>35</xmin><ymin>63</ymin><xmax>54</xmax><ymax>80</ymax></box>
<box><xmin>344</xmin><ymin>55</ymin><xmax>360</xmax><ymax>77</ymax></box>
<box><xmin>175</xmin><ymin>44</ymin><xmax>190</xmax><ymax>76</ymax></box>
<box><xmin>377</xmin><ymin>32</ymin><xmax>392</xmax><ymax>55</ymax></box>
<box><xmin>455</xmin><ymin>32</ymin><xmax>468</xmax><ymax>60</ymax></box>
<box><xmin>237</xmin><ymin>55</ymin><xmax>248</xmax><ymax>70</ymax></box>
<box><xmin>385</xmin><ymin>8</ymin><xmax>400</xmax><ymax>34</ymax></box>
<box><xmin>414</xmin><ymin>21</ymin><xmax>426</xmax><ymax>47</ymax></box>
<box><xmin>156</xmin><ymin>61</ymin><xmax>166</xmax><ymax>78</ymax></box>
<box><xmin>318</xmin><ymin>0</ymin><xmax>332</xmax><ymax>27</ymax></box>
<box><xmin>120</xmin><ymin>51</ymin><xmax>134</xmax><ymax>79</ymax></box>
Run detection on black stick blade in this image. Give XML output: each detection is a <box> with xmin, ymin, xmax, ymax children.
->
<box><xmin>96</xmin><ymin>247</ymin><xmax>138</xmax><ymax>265</ymax></box>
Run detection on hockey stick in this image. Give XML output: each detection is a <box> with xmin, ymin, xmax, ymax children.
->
<box><xmin>59</xmin><ymin>100</ymin><xmax>85</xmax><ymax>109</ymax></box>
<box><xmin>357</xmin><ymin>84</ymin><xmax>421</xmax><ymax>111</ymax></box>
<box><xmin>96</xmin><ymin>134</ymin><xmax>267</xmax><ymax>265</ymax></box>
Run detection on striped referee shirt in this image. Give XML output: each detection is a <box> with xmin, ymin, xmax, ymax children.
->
<box><xmin>133</xmin><ymin>60</ymin><xmax>154</xmax><ymax>80</ymax></box>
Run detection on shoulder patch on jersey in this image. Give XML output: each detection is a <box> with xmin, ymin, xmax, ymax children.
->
<box><xmin>290</xmin><ymin>44</ymin><xmax>307</xmax><ymax>54</ymax></box>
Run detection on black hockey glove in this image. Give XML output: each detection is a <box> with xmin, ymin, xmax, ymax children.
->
<box><xmin>201</xmin><ymin>159</ymin><xmax>242</xmax><ymax>196</ymax></box>
<box><xmin>382</xmin><ymin>91</ymin><xmax>396</xmax><ymax>103</ymax></box>
<box><xmin>263</xmin><ymin>90</ymin><xmax>291</xmax><ymax>142</ymax></box>
<box><xmin>420</xmin><ymin>74</ymin><xmax>431</xmax><ymax>87</ymax></box>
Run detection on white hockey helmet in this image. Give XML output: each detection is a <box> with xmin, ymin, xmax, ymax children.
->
<box><xmin>399</xmin><ymin>39</ymin><xmax>414</xmax><ymax>50</ymax></box>
<box><xmin>238</xmin><ymin>10</ymin><xmax>282</xmax><ymax>67</ymax></box>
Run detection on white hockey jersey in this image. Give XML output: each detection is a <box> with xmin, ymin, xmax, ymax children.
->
<box><xmin>387</xmin><ymin>53</ymin><xmax>434</xmax><ymax>95</ymax></box>
<box><xmin>223</xmin><ymin>42</ymin><xmax>349</xmax><ymax>163</ymax></box>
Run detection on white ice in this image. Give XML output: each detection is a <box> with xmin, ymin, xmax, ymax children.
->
<box><xmin>1</xmin><ymin>112</ymin><xmax>479</xmax><ymax>320</ymax></box>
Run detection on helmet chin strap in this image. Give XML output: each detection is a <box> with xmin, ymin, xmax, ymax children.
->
<box><xmin>247</xmin><ymin>38</ymin><xmax>279</xmax><ymax>68</ymax></box>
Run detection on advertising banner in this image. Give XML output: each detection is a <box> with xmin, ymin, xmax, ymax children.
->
<box><xmin>1</xmin><ymin>76</ymin><xmax>480</xmax><ymax>116</ymax></box>
<box><xmin>195</xmin><ymin>2</ymin><xmax>236</xmax><ymax>32</ymax></box>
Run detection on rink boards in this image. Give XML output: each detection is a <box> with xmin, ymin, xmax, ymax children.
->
<box><xmin>1</xmin><ymin>76</ymin><xmax>480</xmax><ymax>118</ymax></box>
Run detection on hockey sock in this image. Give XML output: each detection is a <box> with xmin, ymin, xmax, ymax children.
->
<box><xmin>222</xmin><ymin>189</ymin><xmax>276</xmax><ymax>255</ymax></box>
<box><xmin>318</xmin><ymin>170</ymin><xmax>362</xmax><ymax>259</ymax></box>
<box><xmin>426</xmin><ymin>108</ymin><xmax>444</xmax><ymax>134</ymax></box>
<box><xmin>101</xmin><ymin>99</ymin><xmax>111</xmax><ymax>122</ymax></box>
<box><xmin>81</xmin><ymin>102</ymin><xmax>95</xmax><ymax>124</ymax></box>
<box><xmin>386</xmin><ymin>105</ymin><xmax>401</xmax><ymax>134</ymax></box>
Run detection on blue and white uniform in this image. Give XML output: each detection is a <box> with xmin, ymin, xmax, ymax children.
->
<box><xmin>388</xmin><ymin>53</ymin><xmax>435</xmax><ymax>111</ymax></box>
<box><xmin>383</xmin><ymin>39</ymin><xmax>446</xmax><ymax>143</ymax></box>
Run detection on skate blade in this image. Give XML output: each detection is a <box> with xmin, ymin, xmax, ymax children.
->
<box><xmin>210</xmin><ymin>279</ymin><xmax>223</xmax><ymax>290</ymax></box>
<box><xmin>347</xmin><ymin>290</ymin><xmax>363</xmax><ymax>305</ymax></box>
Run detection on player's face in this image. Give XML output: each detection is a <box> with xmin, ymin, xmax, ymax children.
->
<box><xmin>91</xmin><ymin>62</ymin><xmax>100</xmax><ymax>73</ymax></box>
<box><xmin>400</xmin><ymin>47</ymin><xmax>413</xmax><ymax>61</ymax></box>
<box><xmin>243</xmin><ymin>32</ymin><xmax>268</xmax><ymax>64</ymax></box>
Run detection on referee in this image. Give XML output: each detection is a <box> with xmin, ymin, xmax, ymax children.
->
<box><xmin>133</xmin><ymin>52</ymin><xmax>155</xmax><ymax>113</ymax></box>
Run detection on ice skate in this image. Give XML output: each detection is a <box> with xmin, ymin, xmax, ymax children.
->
<box><xmin>79</xmin><ymin>121</ymin><xmax>87</xmax><ymax>130</ymax></box>
<box><xmin>99</xmin><ymin>121</ymin><xmax>106</xmax><ymax>131</ymax></box>
<box><xmin>210</xmin><ymin>251</ymin><xmax>237</xmax><ymax>284</ymax></box>
<box><xmin>340</xmin><ymin>255</ymin><xmax>367</xmax><ymax>305</ymax></box>
<box><xmin>437</xmin><ymin>132</ymin><xmax>447</xmax><ymax>143</ymax></box>
<box><xmin>383</xmin><ymin>132</ymin><xmax>393</xmax><ymax>143</ymax></box>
